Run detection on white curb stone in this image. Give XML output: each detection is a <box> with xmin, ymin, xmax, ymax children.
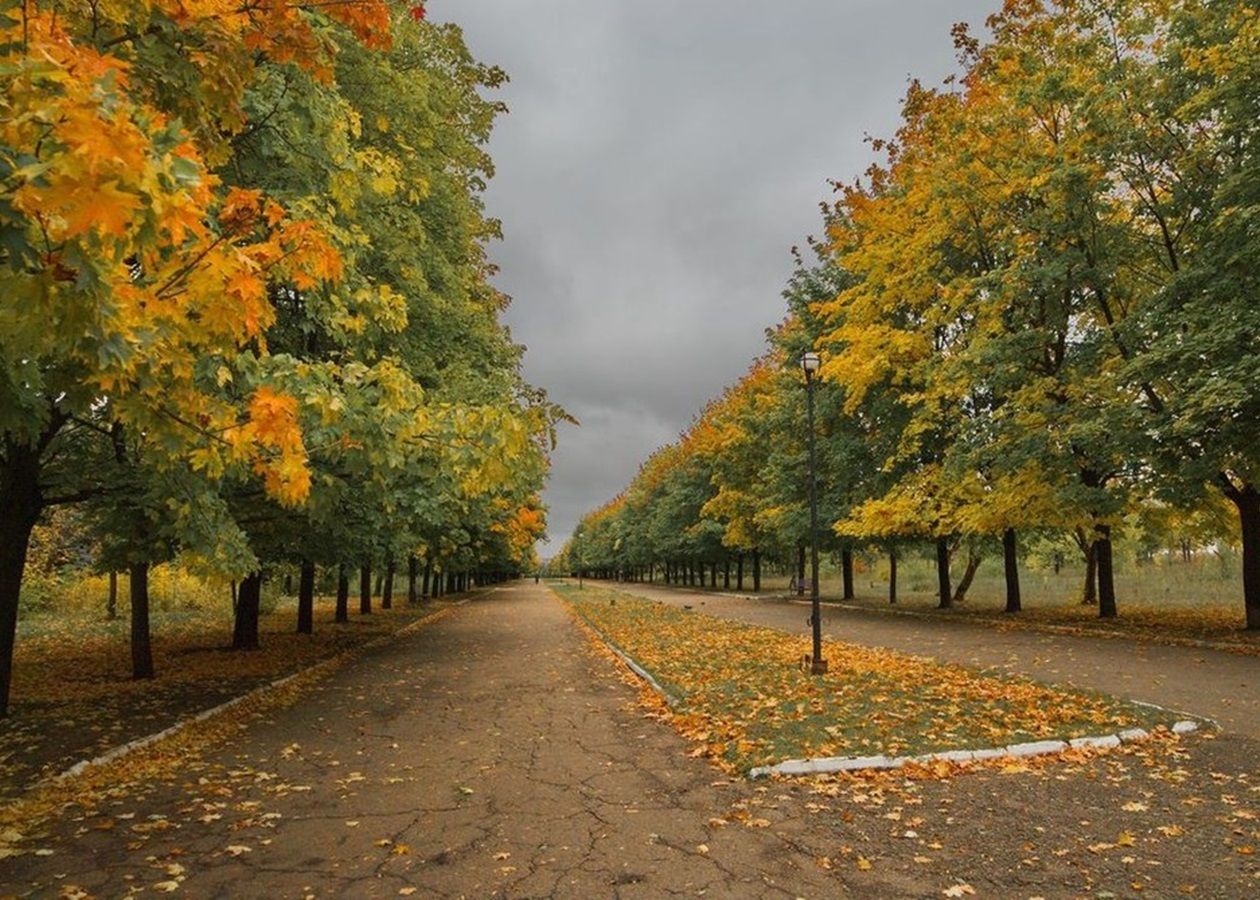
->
<box><xmin>929</xmin><ymin>749</ymin><xmax>976</xmax><ymax>764</ymax></box>
<box><xmin>1069</xmin><ymin>734</ymin><xmax>1122</xmax><ymax>750</ymax></box>
<box><xmin>969</xmin><ymin>747</ymin><xmax>1007</xmax><ymax>761</ymax></box>
<box><xmin>1005</xmin><ymin>740</ymin><xmax>1069</xmax><ymax>758</ymax></box>
<box><xmin>1118</xmin><ymin>728</ymin><xmax>1150</xmax><ymax>743</ymax></box>
<box><xmin>1171</xmin><ymin>720</ymin><xmax>1199</xmax><ymax>735</ymax></box>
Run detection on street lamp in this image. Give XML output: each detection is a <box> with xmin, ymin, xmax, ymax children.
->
<box><xmin>802</xmin><ymin>351</ymin><xmax>827</xmax><ymax>675</ymax></box>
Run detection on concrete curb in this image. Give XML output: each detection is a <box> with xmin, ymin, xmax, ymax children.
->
<box><xmin>746</xmin><ymin>721</ymin><xmax>1202</xmax><ymax>779</ymax></box>
<box><xmin>566</xmin><ymin>606</ymin><xmax>680</xmax><ymax>708</ymax></box>
<box><xmin>599</xmin><ymin>637</ymin><xmax>681</xmax><ymax>709</ymax></box>
<box><xmin>39</xmin><ymin>599</ymin><xmax>472</xmax><ymax>790</ymax></box>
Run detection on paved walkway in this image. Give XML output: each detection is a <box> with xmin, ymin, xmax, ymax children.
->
<box><xmin>3</xmin><ymin>582</ymin><xmax>1257</xmax><ymax>897</ymax></box>
<box><xmin>1</xmin><ymin>583</ymin><xmax>835</xmax><ymax>898</ymax></box>
<box><xmin>611</xmin><ymin>581</ymin><xmax>1260</xmax><ymax>738</ymax></box>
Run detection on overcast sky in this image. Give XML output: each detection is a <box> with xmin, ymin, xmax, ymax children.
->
<box><xmin>432</xmin><ymin>1</ymin><xmax>998</xmax><ymax>556</ymax></box>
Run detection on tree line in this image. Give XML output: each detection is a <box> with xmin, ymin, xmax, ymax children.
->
<box><xmin>554</xmin><ymin>0</ymin><xmax>1258</xmax><ymax>630</ymax></box>
<box><xmin>0</xmin><ymin>2</ymin><xmax>561</xmax><ymax>716</ymax></box>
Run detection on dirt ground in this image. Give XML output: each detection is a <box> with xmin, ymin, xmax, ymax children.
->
<box><xmin>1</xmin><ymin>582</ymin><xmax>1256</xmax><ymax>898</ymax></box>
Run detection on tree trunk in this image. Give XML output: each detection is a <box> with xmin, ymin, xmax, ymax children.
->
<box><xmin>711</xmin><ymin>561</ymin><xmax>719</xmax><ymax>588</ymax></box>
<box><xmin>1003</xmin><ymin>528</ymin><xmax>1021</xmax><ymax>614</ymax></box>
<box><xmin>408</xmin><ymin>555</ymin><xmax>419</xmax><ymax>605</ymax></box>
<box><xmin>359</xmin><ymin>562</ymin><xmax>372</xmax><ymax>615</ymax></box>
<box><xmin>888</xmin><ymin>546</ymin><xmax>897</xmax><ymax>604</ymax></box>
<box><xmin>0</xmin><ymin>442</ymin><xmax>44</xmax><ymax>716</ymax></box>
<box><xmin>382</xmin><ymin>558</ymin><xmax>395</xmax><ymax>610</ymax></box>
<box><xmin>841</xmin><ymin>548</ymin><xmax>855</xmax><ymax>600</ymax></box>
<box><xmin>736</xmin><ymin>554</ymin><xmax>744</xmax><ymax>591</ymax></box>
<box><xmin>422</xmin><ymin>558</ymin><xmax>432</xmax><ymax>600</ymax></box>
<box><xmin>1096</xmin><ymin>523</ymin><xmax>1117</xmax><ymax>618</ymax></box>
<box><xmin>284</xmin><ymin>573</ymin><xmax>293</xmax><ymax>595</ymax></box>
<box><xmin>796</xmin><ymin>543</ymin><xmax>806</xmax><ymax>596</ymax></box>
<box><xmin>335</xmin><ymin>564</ymin><xmax>350</xmax><ymax>623</ymax></box>
<box><xmin>297</xmin><ymin>559</ymin><xmax>315</xmax><ymax>634</ymax></box>
<box><xmin>723</xmin><ymin>559</ymin><xmax>730</xmax><ymax>590</ymax></box>
<box><xmin>952</xmin><ymin>550</ymin><xmax>982</xmax><ymax>604</ymax></box>
<box><xmin>1082</xmin><ymin>542</ymin><xmax>1098</xmax><ymax>605</ymax></box>
<box><xmin>752</xmin><ymin>549</ymin><xmax>761</xmax><ymax>592</ymax></box>
<box><xmin>107</xmin><ymin>571</ymin><xmax>118</xmax><ymax>620</ymax></box>
<box><xmin>130</xmin><ymin>561</ymin><xmax>155</xmax><ymax>678</ymax></box>
<box><xmin>1225</xmin><ymin>482</ymin><xmax>1260</xmax><ymax>629</ymax></box>
<box><xmin>233</xmin><ymin>572</ymin><xmax>262</xmax><ymax>651</ymax></box>
<box><xmin>936</xmin><ymin>537</ymin><xmax>952</xmax><ymax>609</ymax></box>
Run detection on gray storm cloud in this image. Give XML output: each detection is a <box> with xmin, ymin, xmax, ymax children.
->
<box><xmin>432</xmin><ymin>0</ymin><xmax>999</xmax><ymax>554</ymax></box>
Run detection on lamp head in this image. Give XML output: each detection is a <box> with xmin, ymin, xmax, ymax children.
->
<box><xmin>801</xmin><ymin>351</ymin><xmax>821</xmax><ymax>377</ymax></box>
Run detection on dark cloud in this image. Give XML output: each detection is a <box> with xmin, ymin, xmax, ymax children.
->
<box><xmin>432</xmin><ymin>1</ymin><xmax>998</xmax><ymax>553</ymax></box>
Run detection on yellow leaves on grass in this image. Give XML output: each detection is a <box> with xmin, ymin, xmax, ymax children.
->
<box><xmin>561</xmin><ymin>585</ymin><xmax>1158</xmax><ymax>774</ymax></box>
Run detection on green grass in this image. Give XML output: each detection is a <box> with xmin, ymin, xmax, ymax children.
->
<box><xmin>556</xmin><ymin>583</ymin><xmax>1171</xmax><ymax>773</ymax></box>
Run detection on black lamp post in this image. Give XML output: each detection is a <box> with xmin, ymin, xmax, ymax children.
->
<box><xmin>802</xmin><ymin>351</ymin><xmax>827</xmax><ymax>675</ymax></box>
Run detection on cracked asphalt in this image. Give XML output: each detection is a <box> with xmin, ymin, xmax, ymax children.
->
<box><xmin>0</xmin><ymin>582</ymin><xmax>839</xmax><ymax>898</ymax></box>
<box><xmin>4</xmin><ymin>580</ymin><xmax>1259</xmax><ymax>898</ymax></box>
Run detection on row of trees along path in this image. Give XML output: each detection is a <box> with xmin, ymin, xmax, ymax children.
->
<box><xmin>554</xmin><ymin>0</ymin><xmax>1260</xmax><ymax>631</ymax></box>
<box><xmin>0</xmin><ymin>3</ymin><xmax>564</xmax><ymax>717</ymax></box>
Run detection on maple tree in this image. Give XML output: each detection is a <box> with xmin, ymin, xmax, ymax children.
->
<box><xmin>1</xmin><ymin>4</ymin><xmax>560</xmax><ymax>715</ymax></box>
<box><xmin>561</xmin><ymin>0</ymin><xmax>1259</xmax><ymax>633</ymax></box>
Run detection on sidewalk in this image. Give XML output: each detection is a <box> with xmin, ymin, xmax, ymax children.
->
<box><xmin>0</xmin><ymin>582</ymin><xmax>836</xmax><ymax>898</ymax></box>
<box><xmin>606</xmin><ymin>580</ymin><xmax>1260</xmax><ymax>738</ymax></box>
<box><xmin>3</xmin><ymin>581</ymin><xmax>1256</xmax><ymax>897</ymax></box>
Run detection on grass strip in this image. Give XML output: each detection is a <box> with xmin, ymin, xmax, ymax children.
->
<box><xmin>555</xmin><ymin>583</ymin><xmax>1170</xmax><ymax>773</ymax></box>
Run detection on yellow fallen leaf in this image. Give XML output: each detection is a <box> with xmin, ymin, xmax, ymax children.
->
<box><xmin>943</xmin><ymin>884</ymin><xmax>976</xmax><ymax>898</ymax></box>
<box><xmin>153</xmin><ymin>882</ymin><xmax>181</xmax><ymax>893</ymax></box>
<box><xmin>1122</xmin><ymin>802</ymin><xmax>1149</xmax><ymax>812</ymax></box>
<box><xmin>856</xmin><ymin>856</ymin><xmax>872</xmax><ymax>871</ymax></box>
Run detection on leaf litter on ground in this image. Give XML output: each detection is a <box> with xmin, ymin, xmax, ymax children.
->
<box><xmin>556</xmin><ymin>583</ymin><xmax>1171</xmax><ymax>774</ymax></box>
